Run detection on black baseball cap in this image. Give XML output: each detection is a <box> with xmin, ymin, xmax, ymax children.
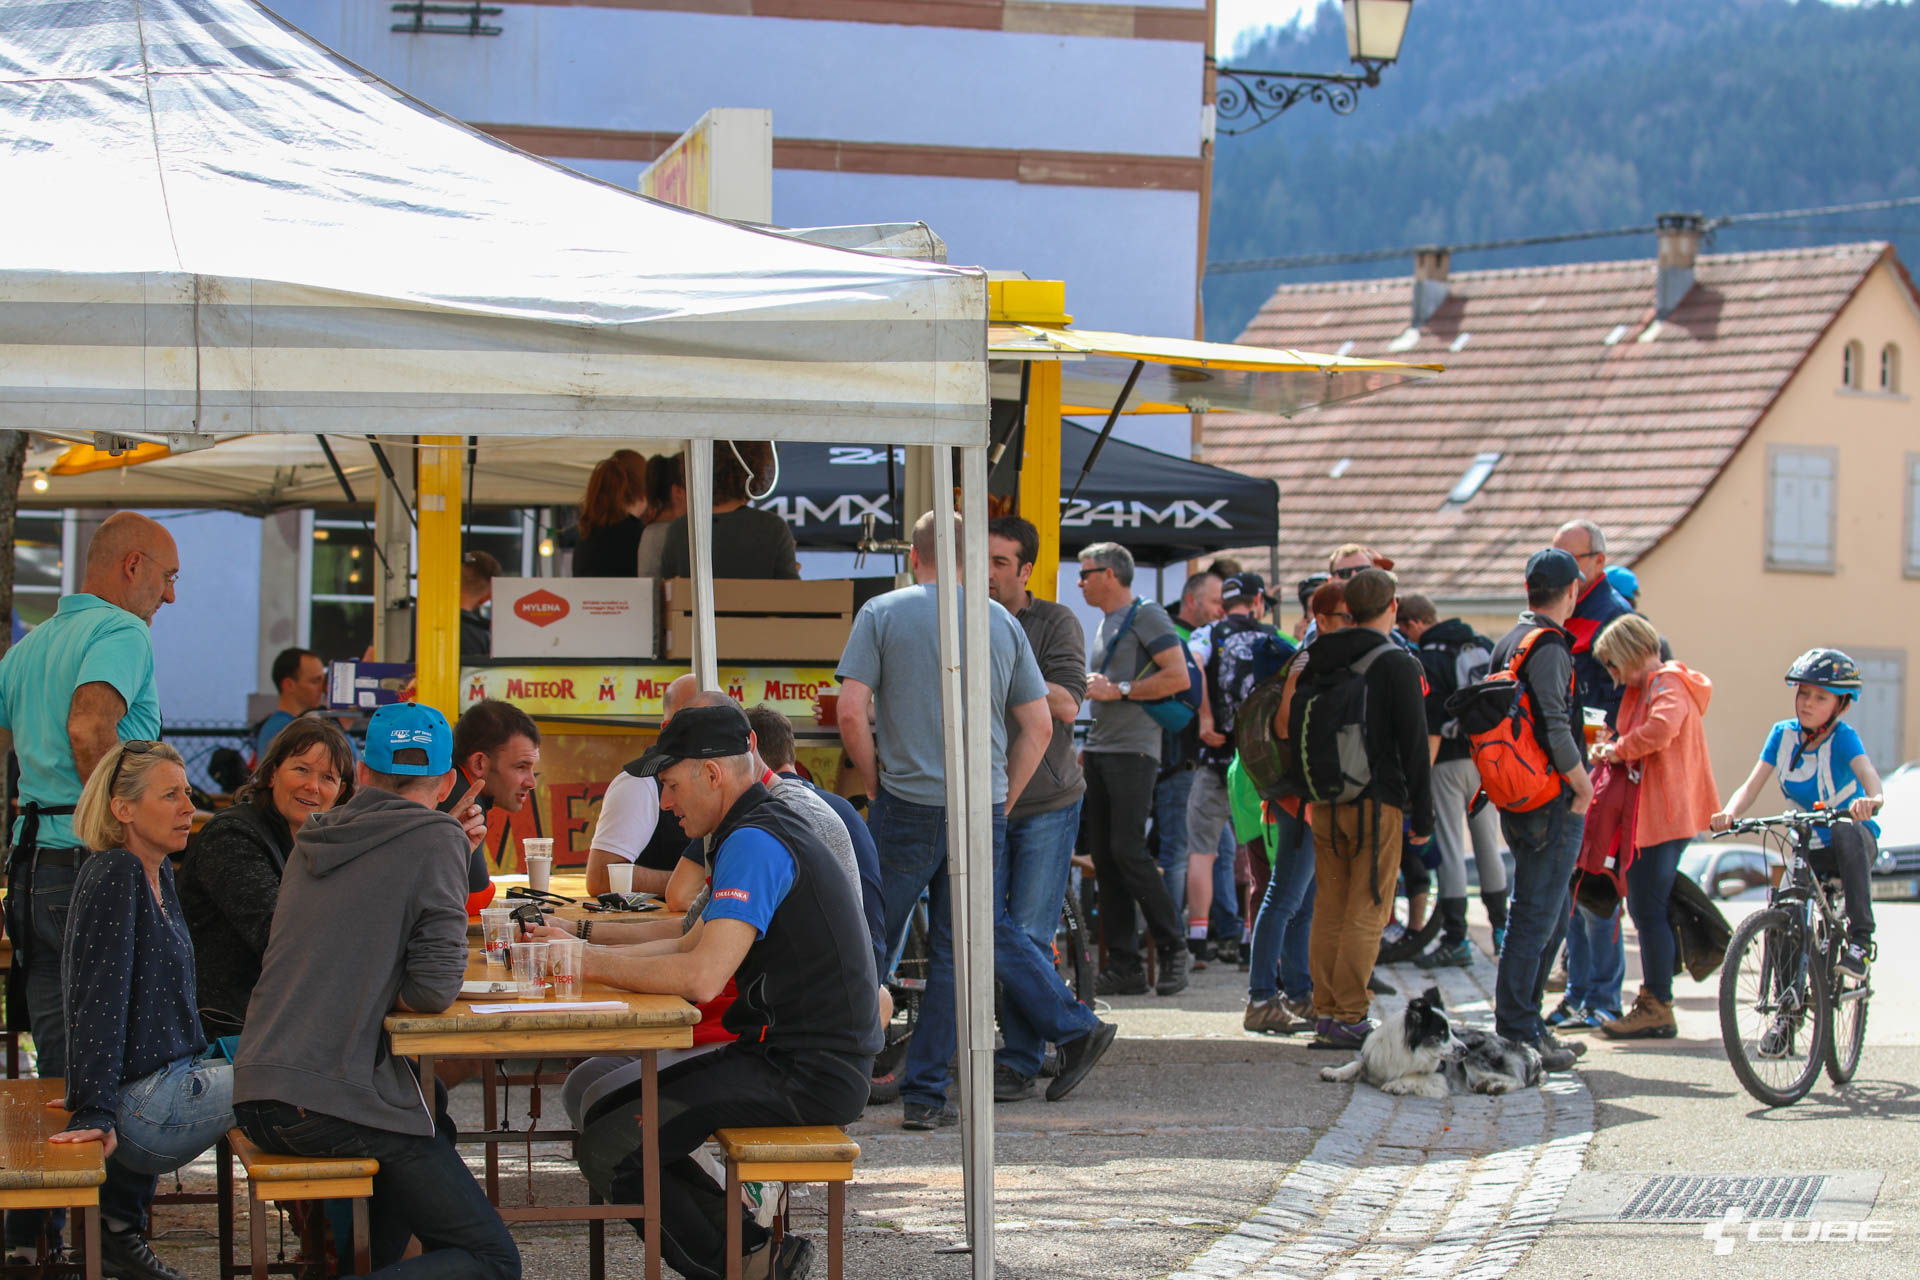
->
<box><xmin>630</xmin><ymin>703</ymin><xmax>753</xmax><ymax>777</ymax></box>
<box><xmin>1525</xmin><ymin>547</ymin><xmax>1582</xmax><ymax>594</ymax></box>
<box><xmin>1222</xmin><ymin>572</ymin><xmax>1268</xmax><ymax>605</ymax></box>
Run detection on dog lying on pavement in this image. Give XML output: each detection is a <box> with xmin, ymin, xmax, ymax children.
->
<box><xmin>1319</xmin><ymin>987</ymin><xmax>1542</xmax><ymax>1098</ymax></box>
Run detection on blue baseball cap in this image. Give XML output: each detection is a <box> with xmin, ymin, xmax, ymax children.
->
<box><xmin>1605</xmin><ymin>563</ymin><xmax>1640</xmax><ymax>605</ymax></box>
<box><xmin>364</xmin><ymin>702</ymin><xmax>453</xmax><ymax>776</ymax></box>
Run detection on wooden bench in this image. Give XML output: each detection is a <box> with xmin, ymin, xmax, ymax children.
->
<box><xmin>221</xmin><ymin>1130</ymin><xmax>376</xmax><ymax>1280</ymax></box>
<box><xmin>0</xmin><ymin>1079</ymin><xmax>106</xmax><ymax>1279</ymax></box>
<box><xmin>714</xmin><ymin>1126</ymin><xmax>859</xmax><ymax>1280</ymax></box>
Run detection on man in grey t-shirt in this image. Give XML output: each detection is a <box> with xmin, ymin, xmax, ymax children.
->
<box><xmin>987</xmin><ymin>517</ymin><xmax>1087</xmax><ymax>956</ymax></box>
<box><xmin>1078</xmin><ymin>542</ymin><xmax>1197</xmax><ymax>997</ymax></box>
<box><xmin>838</xmin><ymin>512</ymin><xmax>1117</xmax><ymax>1125</ymax></box>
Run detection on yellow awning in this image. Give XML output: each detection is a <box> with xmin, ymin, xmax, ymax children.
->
<box><xmin>988</xmin><ymin>323</ymin><xmax>1442</xmax><ymax>418</ymax></box>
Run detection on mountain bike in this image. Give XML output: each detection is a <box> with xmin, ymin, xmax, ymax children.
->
<box><xmin>1714</xmin><ymin>810</ymin><xmax>1872</xmax><ymax>1107</ymax></box>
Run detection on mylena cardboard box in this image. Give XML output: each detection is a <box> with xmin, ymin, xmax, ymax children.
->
<box><xmin>491</xmin><ymin>578</ymin><xmax>656</xmax><ymax>660</ymax></box>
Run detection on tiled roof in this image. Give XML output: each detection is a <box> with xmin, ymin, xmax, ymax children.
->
<box><xmin>1203</xmin><ymin>242</ymin><xmax>1898</xmax><ymax>601</ymax></box>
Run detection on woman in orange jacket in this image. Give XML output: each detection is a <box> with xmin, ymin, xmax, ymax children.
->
<box><xmin>1588</xmin><ymin>614</ymin><xmax>1720</xmax><ymax>1039</ymax></box>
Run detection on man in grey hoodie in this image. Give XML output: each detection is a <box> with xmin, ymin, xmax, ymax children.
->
<box><xmin>231</xmin><ymin>702</ymin><xmax>519</xmax><ymax>1280</ymax></box>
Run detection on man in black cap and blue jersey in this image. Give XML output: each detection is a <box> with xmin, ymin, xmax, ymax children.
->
<box><xmin>1487</xmin><ymin>549</ymin><xmax>1594</xmax><ymax>1074</ymax></box>
<box><xmin>565</xmin><ymin>702</ymin><xmax>879</xmax><ymax>1280</ymax></box>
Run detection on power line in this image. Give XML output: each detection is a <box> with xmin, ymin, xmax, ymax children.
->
<box><xmin>1203</xmin><ymin>194</ymin><xmax>1920</xmax><ymax>276</ymax></box>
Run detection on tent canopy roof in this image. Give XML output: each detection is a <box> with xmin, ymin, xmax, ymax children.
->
<box><xmin>0</xmin><ymin>0</ymin><xmax>985</xmax><ymax>444</ymax></box>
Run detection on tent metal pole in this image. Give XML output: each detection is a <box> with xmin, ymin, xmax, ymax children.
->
<box><xmin>959</xmin><ymin>443</ymin><xmax>995</xmax><ymax>1280</ymax></box>
<box><xmin>684</xmin><ymin>440</ymin><xmax>720</xmax><ymax>691</ymax></box>
<box><xmin>929</xmin><ymin>447</ymin><xmax>981</xmax><ymax>1260</ymax></box>
<box><xmin>1065</xmin><ymin>358</ymin><xmax>1145</xmax><ymax>502</ymax></box>
<box><xmin>364</xmin><ymin>437</ymin><xmax>417</xmax><ymax>527</ymax></box>
<box><xmin>414</xmin><ymin>437</ymin><xmax>464</xmax><ymax>717</ymax></box>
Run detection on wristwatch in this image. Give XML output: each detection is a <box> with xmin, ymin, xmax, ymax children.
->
<box><xmin>1118</xmin><ymin>681</ymin><xmax>1132</xmax><ymax>700</ymax></box>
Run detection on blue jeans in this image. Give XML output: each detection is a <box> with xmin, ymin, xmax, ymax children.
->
<box><xmin>1210</xmin><ymin>823</ymin><xmax>1241</xmax><ymax>939</ymax></box>
<box><xmin>1247</xmin><ymin>809</ymin><xmax>1316</xmax><ymax>1003</ymax></box>
<box><xmin>114</xmin><ymin>1055</ymin><xmax>234</xmax><ymax>1176</ymax></box>
<box><xmin>1494</xmin><ymin>798</ymin><xmax>1585</xmax><ymax>1043</ymax></box>
<box><xmin>1153</xmin><ymin>768</ymin><xmax>1194</xmax><ymax>920</ymax></box>
<box><xmin>869</xmin><ymin>790</ymin><xmax>1100</xmax><ymax>1105</ymax></box>
<box><xmin>1004</xmin><ymin>800</ymin><xmax>1083</xmax><ymax>954</ymax></box>
<box><xmin>1564</xmin><ymin>902</ymin><xmax>1624</xmax><ymax>1015</ymax></box>
<box><xmin>235</xmin><ymin>1098</ymin><xmax>520</xmax><ymax>1279</ymax></box>
<box><xmin>1625</xmin><ymin>837</ymin><xmax>1688</xmax><ymax>1003</ymax></box>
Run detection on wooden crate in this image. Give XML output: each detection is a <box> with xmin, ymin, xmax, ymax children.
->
<box><xmin>660</xmin><ymin>579</ymin><xmax>855</xmax><ymax>663</ymax></box>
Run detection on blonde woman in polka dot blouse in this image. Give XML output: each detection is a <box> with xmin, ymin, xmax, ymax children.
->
<box><xmin>49</xmin><ymin>740</ymin><xmax>234</xmax><ymax>1280</ymax></box>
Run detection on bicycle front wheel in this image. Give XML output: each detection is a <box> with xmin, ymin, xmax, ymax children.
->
<box><xmin>1823</xmin><ymin>935</ymin><xmax>1870</xmax><ymax>1086</ymax></box>
<box><xmin>1056</xmin><ymin>890</ymin><xmax>1096</xmax><ymax>1005</ymax></box>
<box><xmin>1720</xmin><ymin>908</ymin><xmax>1828</xmax><ymax>1107</ymax></box>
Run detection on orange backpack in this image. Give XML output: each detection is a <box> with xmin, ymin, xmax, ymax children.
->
<box><xmin>1442</xmin><ymin>628</ymin><xmax>1570</xmax><ymax>813</ymax></box>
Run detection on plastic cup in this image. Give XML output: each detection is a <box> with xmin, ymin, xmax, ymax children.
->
<box><xmin>511</xmin><ymin>941</ymin><xmax>549</xmax><ymax>999</ymax></box>
<box><xmin>523</xmin><ymin>838</ymin><xmax>555</xmax><ymax>892</ymax></box>
<box><xmin>814</xmin><ymin>693</ymin><xmax>839</xmax><ymax>727</ymax></box>
<box><xmin>607</xmin><ymin>861</ymin><xmax>635</xmax><ymax>895</ymax></box>
<box><xmin>480</xmin><ymin>908</ymin><xmax>514</xmax><ymax>972</ymax></box>
<box><xmin>549</xmin><ymin>936</ymin><xmax>584</xmax><ymax>1000</ymax></box>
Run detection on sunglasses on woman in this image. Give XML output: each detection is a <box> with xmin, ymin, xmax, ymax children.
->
<box><xmin>107</xmin><ymin>740</ymin><xmax>159</xmax><ymax>794</ymax></box>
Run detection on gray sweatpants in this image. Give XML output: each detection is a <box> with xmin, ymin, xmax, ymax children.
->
<box><xmin>1431</xmin><ymin>757</ymin><xmax>1509</xmax><ymax>899</ymax></box>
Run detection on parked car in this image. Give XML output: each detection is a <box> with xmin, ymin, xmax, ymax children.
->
<box><xmin>1869</xmin><ymin>762</ymin><xmax>1920</xmax><ymax>900</ymax></box>
<box><xmin>1680</xmin><ymin>841</ymin><xmax>1782</xmax><ymax>901</ymax></box>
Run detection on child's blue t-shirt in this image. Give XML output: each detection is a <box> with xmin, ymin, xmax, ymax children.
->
<box><xmin>1761</xmin><ymin>718</ymin><xmax>1882</xmax><ymax>845</ymax></box>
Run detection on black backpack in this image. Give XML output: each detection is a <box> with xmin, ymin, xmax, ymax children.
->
<box><xmin>1285</xmin><ymin>642</ymin><xmax>1395</xmax><ymax>805</ymax></box>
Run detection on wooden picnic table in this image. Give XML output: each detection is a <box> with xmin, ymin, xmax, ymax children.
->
<box><xmin>385</xmin><ymin>953</ymin><xmax>697</xmax><ymax>1280</ymax></box>
<box><xmin>0</xmin><ymin>1079</ymin><xmax>106</xmax><ymax>1279</ymax></box>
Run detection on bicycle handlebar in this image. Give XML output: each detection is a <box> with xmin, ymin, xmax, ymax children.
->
<box><xmin>1714</xmin><ymin>809</ymin><xmax>1857</xmax><ymax>838</ymax></box>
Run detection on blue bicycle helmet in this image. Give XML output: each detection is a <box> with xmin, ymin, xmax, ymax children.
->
<box><xmin>1784</xmin><ymin>648</ymin><xmax>1861</xmax><ymax>696</ymax></box>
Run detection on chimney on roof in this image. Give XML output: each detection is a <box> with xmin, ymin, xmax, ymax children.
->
<box><xmin>1656</xmin><ymin>212</ymin><xmax>1704</xmax><ymax>319</ymax></box>
<box><xmin>1412</xmin><ymin>246</ymin><xmax>1450</xmax><ymax>330</ymax></box>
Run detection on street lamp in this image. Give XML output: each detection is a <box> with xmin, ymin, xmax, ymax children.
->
<box><xmin>1212</xmin><ymin>0</ymin><xmax>1413</xmax><ymax>136</ymax></box>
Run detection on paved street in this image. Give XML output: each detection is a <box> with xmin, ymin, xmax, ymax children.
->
<box><xmin>130</xmin><ymin>902</ymin><xmax>1917</xmax><ymax>1278</ymax></box>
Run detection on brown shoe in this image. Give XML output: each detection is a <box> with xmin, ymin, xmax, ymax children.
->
<box><xmin>1600</xmin><ymin>988</ymin><xmax>1676</xmax><ymax>1040</ymax></box>
<box><xmin>1284</xmin><ymin>996</ymin><xmax>1315</xmax><ymax>1023</ymax></box>
<box><xmin>1242</xmin><ymin>996</ymin><xmax>1300</xmax><ymax>1035</ymax></box>
<box><xmin>1544</xmin><ymin>963</ymin><xmax>1568</xmax><ymax>994</ymax></box>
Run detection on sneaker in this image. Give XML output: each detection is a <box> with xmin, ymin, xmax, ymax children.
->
<box><xmin>1094</xmin><ymin>969</ymin><xmax>1148</xmax><ymax>997</ymax></box>
<box><xmin>1600</xmin><ymin>989</ymin><xmax>1676</xmax><ymax>1040</ymax></box>
<box><xmin>901</xmin><ymin>1101</ymin><xmax>959</xmax><ymax>1131</ymax></box>
<box><xmin>1838</xmin><ymin>940</ymin><xmax>1872</xmax><ymax>981</ymax></box>
<box><xmin>1155</xmin><ymin>948</ymin><xmax>1191</xmax><ymax>997</ymax></box>
<box><xmin>1242</xmin><ymin>996</ymin><xmax>1301</xmax><ymax>1035</ymax></box>
<box><xmin>1284</xmin><ymin>996</ymin><xmax>1316</xmax><ymax>1023</ymax></box>
<box><xmin>1046</xmin><ymin>1022</ymin><xmax>1117</xmax><ymax>1102</ymax></box>
<box><xmin>1214</xmin><ymin>938</ymin><xmax>1242</xmax><ymax>968</ymax></box>
<box><xmin>99</xmin><ymin>1222</ymin><xmax>187</xmax><ymax>1280</ymax></box>
<box><xmin>1545</xmin><ymin>998</ymin><xmax>1585</xmax><ymax>1029</ymax></box>
<box><xmin>1491</xmin><ymin>926</ymin><xmax>1506</xmax><ymax>956</ymax></box>
<box><xmin>1313</xmin><ymin>1018</ymin><xmax>1374</xmax><ymax>1051</ymax></box>
<box><xmin>1575</xmin><ymin>1007</ymin><xmax>1620</xmax><ymax>1031</ymax></box>
<box><xmin>1368</xmin><ymin>972</ymin><xmax>1396</xmax><ymax>997</ymax></box>
<box><xmin>1758</xmin><ymin>1014</ymin><xmax>1797</xmax><ymax>1059</ymax></box>
<box><xmin>1524</xmin><ymin>1038</ymin><xmax>1580</xmax><ymax>1072</ymax></box>
<box><xmin>994</xmin><ymin>1064</ymin><xmax>1037</xmax><ymax>1102</ymax></box>
<box><xmin>1415</xmin><ymin>940</ymin><xmax>1475</xmax><ymax>969</ymax></box>
<box><xmin>744</xmin><ymin>1233</ymin><xmax>814</xmax><ymax>1280</ymax></box>
<box><xmin>1541</xmin><ymin>1028</ymin><xmax>1588</xmax><ymax>1059</ymax></box>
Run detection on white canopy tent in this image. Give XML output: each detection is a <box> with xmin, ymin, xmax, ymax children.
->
<box><xmin>0</xmin><ymin>0</ymin><xmax>1009</xmax><ymax>1274</ymax></box>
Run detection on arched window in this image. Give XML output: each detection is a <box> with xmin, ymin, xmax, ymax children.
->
<box><xmin>1882</xmin><ymin>343</ymin><xmax>1901</xmax><ymax>393</ymax></box>
<box><xmin>1844</xmin><ymin>339</ymin><xmax>1865</xmax><ymax>389</ymax></box>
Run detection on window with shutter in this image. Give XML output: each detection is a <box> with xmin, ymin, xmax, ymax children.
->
<box><xmin>1849</xmin><ymin>652</ymin><xmax>1906</xmax><ymax>771</ymax></box>
<box><xmin>1908</xmin><ymin>456</ymin><xmax>1920</xmax><ymax>576</ymax></box>
<box><xmin>1767</xmin><ymin>447</ymin><xmax>1836</xmax><ymax>571</ymax></box>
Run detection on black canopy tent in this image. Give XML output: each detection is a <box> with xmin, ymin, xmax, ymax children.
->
<box><xmin>752</xmin><ymin>406</ymin><xmax>1278</xmax><ymax>567</ymax></box>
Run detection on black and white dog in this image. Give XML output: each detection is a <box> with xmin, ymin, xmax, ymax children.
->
<box><xmin>1319</xmin><ymin>988</ymin><xmax>1542</xmax><ymax>1098</ymax></box>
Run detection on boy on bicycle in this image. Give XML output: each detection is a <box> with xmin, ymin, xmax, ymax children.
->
<box><xmin>1710</xmin><ymin>648</ymin><xmax>1884</xmax><ymax>978</ymax></box>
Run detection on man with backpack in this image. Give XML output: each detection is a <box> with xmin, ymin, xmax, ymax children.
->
<box><xmin>1185</xmin><ymin>574</ymin><xmax>1293</xmax><ymax>962</ymax></box>
<box><xmin>1287</xmin><ymin>569</ymin><xmax>1432</xmax><ymax>1050</ymax></box>
<box><xmin>1399</xmin><ymin>595</ymin><xmax>1511</xmax><ymax>966</ymax></box>
<box><xmin>1079</xmin><ymin>542</ymin><xmax>1196</xmax><ymax>998</ymax></box>
<box><xmin>1479</xmin><ymin>548</ymin><xmax>1594</xmax><ymax>1071</ymax></box>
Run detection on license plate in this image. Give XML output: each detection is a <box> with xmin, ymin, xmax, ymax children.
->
<box><xmin>1869</xmin><ymin>877</ymin><xmax>1919</xmax><ymax>900</ymax></box>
